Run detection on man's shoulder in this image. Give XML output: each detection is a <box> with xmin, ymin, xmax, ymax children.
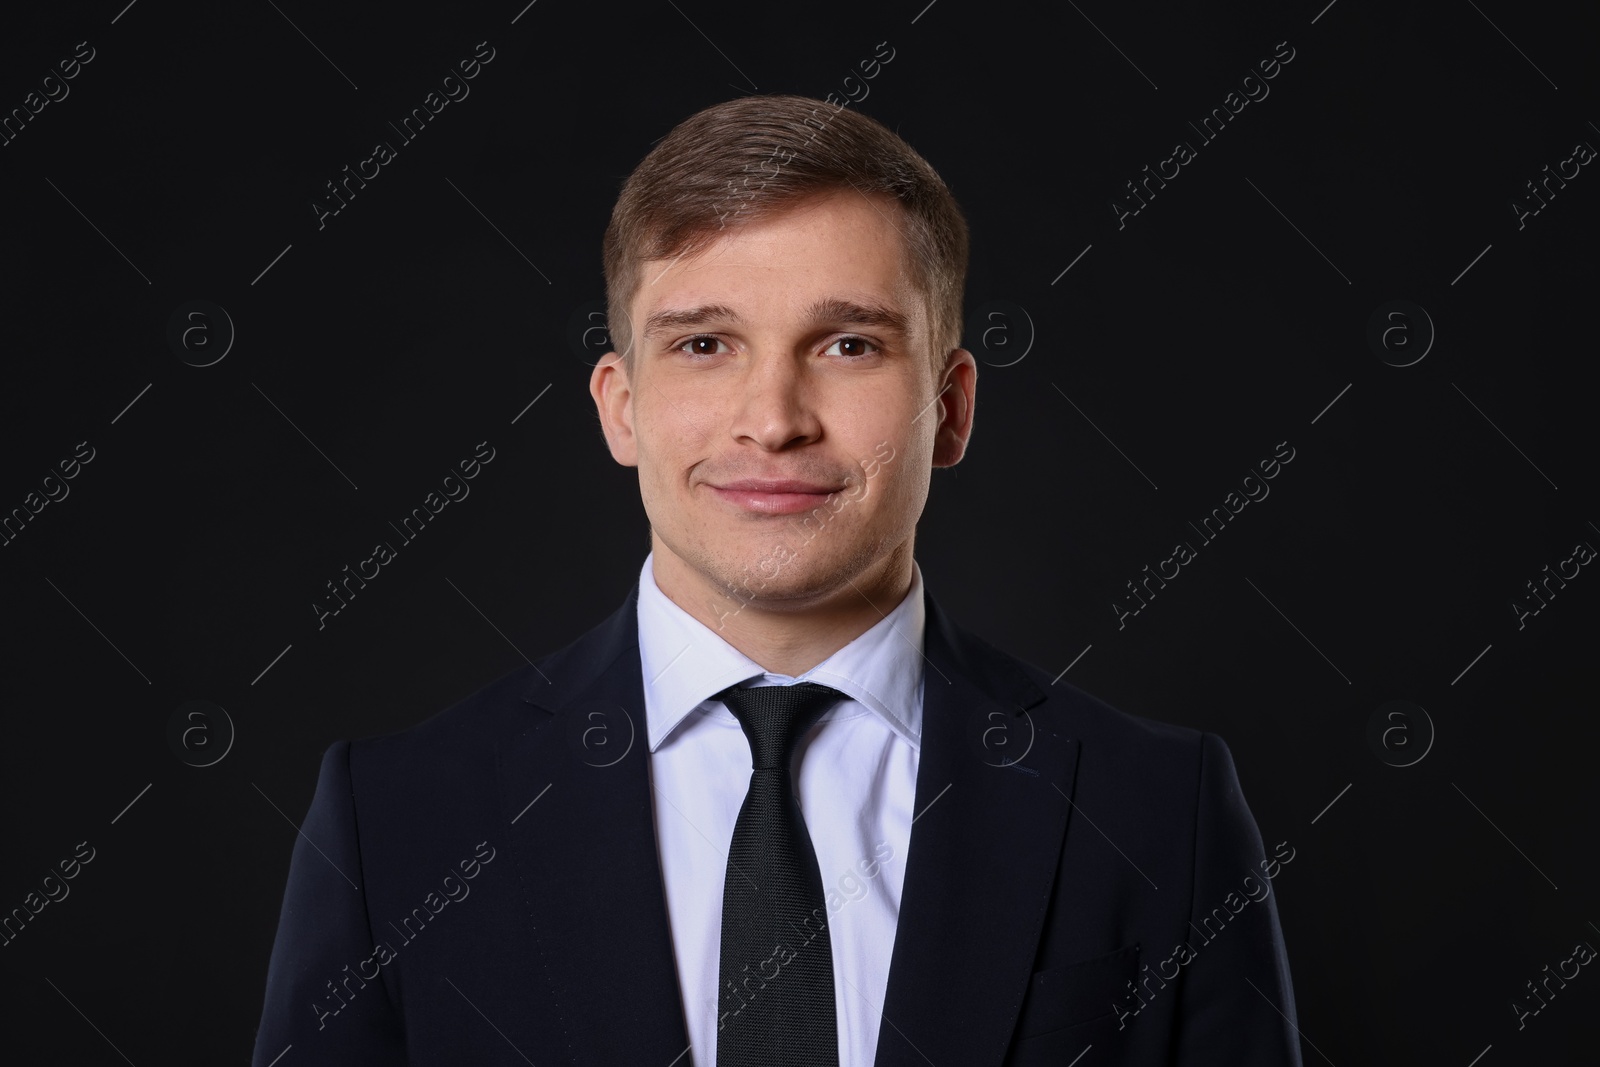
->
<box><xmin>954</xmin><ymin>617</ymin><xmax>1213</xmax><ymax>773</ymax></box>
<box><xmin>344</xmin><ymin>600</ymin><xmax>623</xmax><ymax>777</ymax></box>
<box><xmin>970</xmin><ymin>630</ymin><xmax>1244</xmax><ymax>841</ymax></box>
<box><xmin>334</xmin><ymin>662</ymin><xmax>539</xmax><ymax>784</ymax></box>
<box><xmin>953</xmin><ymin>614</ymin><xmax>1203</xmax><ymax>739</ymax></box>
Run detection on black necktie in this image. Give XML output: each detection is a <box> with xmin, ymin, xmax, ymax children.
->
<box><xmin>713</xmin><ymin>681</ymin><xmax>847</xmax><ymax>1067</ymax></box>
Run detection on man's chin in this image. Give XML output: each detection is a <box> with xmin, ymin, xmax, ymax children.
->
<box><xmin>718</xmin><ymin>569</ymin><xmax>808</xmax><ymax>603</ymax></box>
<box><xmin>710</xmin><ymin>559</ymin><xmax>837</xmax><ymax>607</ymax></box>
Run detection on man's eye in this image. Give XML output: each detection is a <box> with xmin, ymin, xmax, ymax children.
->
<box><xmin>677</xmin><ymin>335</ymin><xmax>729</xmax><ymax>357</ymax></box>
<box><xmin>825</xmin><ymin>335</ymin><xmax>880</xmax><ymax>359</ymax></box>
<box><xmin>674</xmin><ymin>335</ymin><xmax>879</xmax><ymax>359</ymax></box>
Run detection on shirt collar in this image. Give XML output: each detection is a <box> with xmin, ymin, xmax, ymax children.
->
<box><xmin>636</xmin><ymin>551</ymin><xmax>927</xmax><ymax>753</ymax></box>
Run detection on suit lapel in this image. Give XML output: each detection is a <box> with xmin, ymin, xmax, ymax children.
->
<box><xmin>493</xmin><ymin>579</ymin><xmax>696</xmax><ymax>1064</ymax></box>
<box><xmin>870</xmin><ymin>593</ymin><xmax>1079</xmax><ymax>1067</ymax></box>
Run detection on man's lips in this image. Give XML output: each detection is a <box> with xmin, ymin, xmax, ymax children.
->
<box><xmin>706</xmin><ymin>479</ymin><xmax>844</xmax><ymax>515</ymax></box>
<box><xmin>715</xmin><ymin>479</ymin><xmax>842</xmax><ymax>494</ymax></box>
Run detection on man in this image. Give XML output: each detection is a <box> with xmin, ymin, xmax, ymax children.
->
<box><xmin>252</xmin><ymin>93</ymin><xmax>1302</xmax><ymax>1066</ymax></box>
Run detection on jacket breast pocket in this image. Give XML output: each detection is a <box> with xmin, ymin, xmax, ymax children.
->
<box><xmin>1012</xmin><ymin>943</ymin><xmax>1140</xmax><ymax>1041</ymax></box>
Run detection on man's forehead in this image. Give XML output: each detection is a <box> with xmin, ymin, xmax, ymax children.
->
<box><xmin>631</xmin><ymin>191</ymin><xmax>919</xmax><ymax>306</ymax></box>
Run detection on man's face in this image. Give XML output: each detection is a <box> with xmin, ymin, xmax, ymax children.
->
<box><xmin>590</xmin><ymin>190</ymin><xmax>975</xmax><ymax>623</ymax></box>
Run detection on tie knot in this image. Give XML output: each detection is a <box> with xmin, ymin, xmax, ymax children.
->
<box><xmin>715</xmin><ymin>681</ymin><xmax>847</xmax><ymax>771</ymax></box>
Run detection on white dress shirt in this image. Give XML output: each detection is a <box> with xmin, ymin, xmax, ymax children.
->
<box><xmin>636</xmin><ymin>550</ymin><xmax>926</xmax><ymax>1067</ymax></box>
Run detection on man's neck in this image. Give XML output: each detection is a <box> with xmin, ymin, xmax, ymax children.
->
<box><xmin>651</xmin><ymin>538</ymin><xmax>917</xmax><ymax>678</ymax></box>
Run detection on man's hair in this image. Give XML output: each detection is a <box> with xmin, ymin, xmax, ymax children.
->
<box><xmin>601</xmin><ymin>94</ymin><xmax>969</xmax><ymax>377</ymax></box>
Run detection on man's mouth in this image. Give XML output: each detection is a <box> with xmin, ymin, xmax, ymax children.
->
<box><xmin>707</xmin><ymin>478</ymin><xmax>843</xmax><ymax>515</ymax></box>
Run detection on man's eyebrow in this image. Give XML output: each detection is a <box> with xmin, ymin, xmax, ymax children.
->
<box><xmin>641</xmin><ymin>304</ymin><xmax>744</xmax><ymax>340</ymax></box>
<box><xmin>640</xmin><ymin>298</ymin><xmax>910</xmax><ymax>341</ymax></box>
<box><xmin>803</xmin><ymin>297</ymin><xmax>910</xmax><ymax>337</ymax></box>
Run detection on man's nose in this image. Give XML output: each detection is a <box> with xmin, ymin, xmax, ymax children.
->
<box><xmin>726</xmin><ymin>352</ymin><xmax>822</xmax><ymax>450</ymax></box>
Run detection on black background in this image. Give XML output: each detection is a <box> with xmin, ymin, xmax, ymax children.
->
<box><xmin>1</xmin><ymin>0</ymin><xmax>1595</xmax><ymax>1063</ymax></box>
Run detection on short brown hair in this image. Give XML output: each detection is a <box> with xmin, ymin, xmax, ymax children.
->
<box><xmin>601</xmin><ymin>94</ymin><xmax>969</xmax><ymax>376</ymax></box>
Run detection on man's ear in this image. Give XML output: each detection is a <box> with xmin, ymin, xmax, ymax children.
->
<box><xmin>589</xmin><ymin>352</ymin><xmax>639</xmax><ymax>467</ymax></box>
<box><xmin>930</xmin><ymin>347</ymin><xmax>977</xmax><ymax>468</ymax></box>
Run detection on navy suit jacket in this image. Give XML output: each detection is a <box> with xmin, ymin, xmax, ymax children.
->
<box><xmin>252</xmin><ymin>579</ymin><xmax>1303</xmax><ymax>1065</ymax></box>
